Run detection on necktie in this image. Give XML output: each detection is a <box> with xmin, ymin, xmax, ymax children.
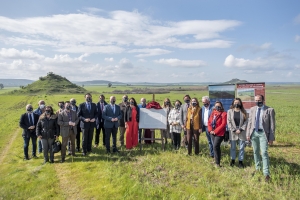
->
<box><xmin>255</xmin><ymin>107</ymin><xmax>261</xmax><ymax>132</ymax></box>
<box><xmin>112</xmin><ymin>105</ymin><xmax>115</xmax><ymax>114</ymax></box>
<box><xmin>87</xmin><ymin>103</ymin><xmax>91</xmax><ymax>112</ymax></box>
<box><xmin>101</xmin><ymin>103</ymin><xmax>104</xmax><ymax>111</ymax></box>
<box><xmin>29</xmin><ymin>114</ymin><xmax>33</xmax><ymax>126</ymax></box>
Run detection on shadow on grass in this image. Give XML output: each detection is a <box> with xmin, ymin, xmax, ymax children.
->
<box><xmin>53</xmin><ymin>143</ymin><xmax>165</xmax><ymax>163</ymax></box>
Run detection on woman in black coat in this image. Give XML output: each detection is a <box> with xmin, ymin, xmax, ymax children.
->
<box><xmin>36</xmin><ymin>106</ymin><xmax>59</xmax><ymax>163</ymax></box>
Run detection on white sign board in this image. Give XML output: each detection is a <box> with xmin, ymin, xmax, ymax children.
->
<box><xmin>139</xmin><ymin>108</ymin><xmax>167</xmax><ymax>129</ymax></box>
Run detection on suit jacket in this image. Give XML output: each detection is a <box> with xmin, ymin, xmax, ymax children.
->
<box><xmin>71</xmin><ymin>105</ymin><xmax>81</xmax><ymax>129</ymax></box>
<box><xmin>102</xmin><ymin>104</ymin><xmax>122</xmax><ymax>128</ymax></box>
<box><xmin>227</xmin><ymin>109</ymin><xmax>248</xmax><ymax>141</ymax></box>
<box><xmin>19</xmin><ymin>112</ymin><xmax>39</xmax><ymax>138</ymax></box>
<box><xmin>77</xmin><ymin>102</ymin><xmax>98</xmax><ymax>129</ymax></box>
<box><xmin>57</xmin><ymin>110</ymin><xmax>79</xmax><ymax>137</ymax></box>
<box><xmin>119</xmin><ymin>102</ymin><xmax>129</xmax><ymax>127</ymax></box>
<box><xmin>96</xmin><ymin>101</ymin><xmax>108</xmax><ymax>124</ymax></box>
<box><xmin>180</xmin><ymin>103</ymin><xmax>189</xmax><ymax>126</ymax></box>
<box><xmin>246</xmin><ymin>105</ymin><xmax>275</xmax><ymax>141</ymax></box>
<box><xmin>201</xmin><ymin>105</ymin><xmax>213</xmax><ymax>130</ymax></box>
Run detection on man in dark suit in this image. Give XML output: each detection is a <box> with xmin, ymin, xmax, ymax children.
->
<box><xmin>102</xmin><ymin>96</ymin><xmax>122</xmax><ymax>153</ymax></box>
<box><xmin>19</xmin><ymin>104</ymin><xmax>39</xmax><ymax>160</ymax></box>
<box><xmin>95</xmin><ymin>94</ymin><xmax>108</xmax><ymax>147</ymax></box>
<box><xmin>201</xmin><ymin>96</ymin><xmax>214</xmax><ymax>158</ymax></box>
<box><xmin>70</xmin><ymin>98</ymin><xmax>81</xmax><ymax>152</ymax></box>
<box><xmin>247</xmin><ymin>94</ymin><xmax>275</xmax><ymax>182</ymax></box>
<box><xmin>77</xmin><ymin>93</ymin><xmax>98</xmax><ymax>155</ymax></box>
<box><xmin>118</xmin><ymin>95</ymin><xmax>129</xmax><ymax>146</ymax></box>
<box><xmin>33</xmin><ymin>100</ymin><xmax>45</xmax><ymax>154</ymax></box>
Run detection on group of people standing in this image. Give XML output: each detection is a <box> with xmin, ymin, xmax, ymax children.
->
<box><xmin>19</xmin><ymin>93</ymin><xmax>275</xmax><ymax>182</ymax></box>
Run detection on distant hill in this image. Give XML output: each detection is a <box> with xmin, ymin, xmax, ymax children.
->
<box><xmin>74</xmin><ymin>80</ymin><xmax>126</xmax><ymax>86</ymax></box>
<box><xmin>0</xmin><ymin>79</ymin><xmax>34</xmax><ymax>87</ymax></box>
<box><xmin>9</xmin><ymin>72</ymin><xmax>86</xmax><ymax>94</ymax></box>
<box><xmin>223</xmin><ymin>78</ymin><xmax>248</xmax><ymax>84</ymax></box>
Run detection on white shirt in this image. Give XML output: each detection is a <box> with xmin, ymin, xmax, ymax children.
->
<box><xmin>204</xmin><ymin>107</ymin><xmax>209</xmax><ymax>126</ymax></box>
<box><xmin>255</xmin><ymin>106</ymin><xmax>264</xmax><ymax>130</ymax></box>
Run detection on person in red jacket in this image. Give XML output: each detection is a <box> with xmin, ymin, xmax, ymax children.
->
<box><xmin>208</xmin><ymin>101</ymin><xmax>227</xmax><ymax>167</ymax></box>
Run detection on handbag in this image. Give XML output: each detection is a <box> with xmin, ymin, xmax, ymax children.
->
<box><xmin>52</xmin><ymin>139</ymin><xmax>62</xmax><ymax>153</ymax></box>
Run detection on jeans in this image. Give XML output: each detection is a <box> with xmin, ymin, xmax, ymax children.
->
<box><xmin>41</xmin><ymin>138</ymin><xmax>54</xmax><ymax>162</ymax></box>
<box><xmin>251</xmin><ymin>130</ymin><xmax>270</xmax><ymax>176</ymax></box>
<box><xmin>23</xmin><ymin>134</ymin><xmax>37</xmax><ymax>158</ymax></box>
<box><xmin>204</xmin><ymin>126</ymin><xmax>214</xmax><ymax>157</ymax></box>
<box><xmin>38</xmin><ymin>139</ymin><xmax>43</xmax><ymax>153</ymax></box>
<box><xmin>230</xmin><ymin>140</ymin><xmax>245</xmax><ymax>161</ymax></box>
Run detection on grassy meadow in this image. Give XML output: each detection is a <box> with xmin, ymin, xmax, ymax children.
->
<box><xmin>0</xmin><ymin>85</ymin><xmax>300</xmax><ymax>199</ymax></box>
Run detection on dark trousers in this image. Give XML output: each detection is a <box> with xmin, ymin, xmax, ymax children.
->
<box><xmin>23</xmin><ymin>135</ymin><xmax>37</xmax><ymax>158</ymax></box>
<box><xmin>95</xmin><ymin>122</ymin><xmax>105</xmax><ymax>145</ymax></box>
<box><xmin>82</xmin><ymin>128</ymin><xmax>94</xmax><ymax>153</ymax></box>
<box><xmin>204</xmin><ymin>126</ymin><xmax>214</xmax><ymax>157</ymax></box>
<box><xmin>187</xmin><ymin>124</ymin><xmax>200</xmax><ymax>155</ymax></box>
<box><xmin>138</xmin><ymin>129</ymin><xmax>143</xmax><ymax>143</ymax></box>
<box><xmin>105</xmin><ymin>127</ymin><xmax>118</xmax><ymax>151</ymax></box>
<box><xmin>183</xmin><ymin>130</ymin><xmax>188</xmax><ymax>146</ymax></box>
<box><xmin>173</xmin><ymin>132</ymin><xmax>181</xmax><ymax>149</ymax></box>
<box><xmin>211</xmin><ymin>135</ymin><xmax>224</xmax><ymax>165</ymax></box>
<box><xmin>38</xmin><ymin>139</ymin><xmax>43</xmax><ymax>153</ymax></box>
<box><xmin>76</xmin><ymin>126</ymin><xmax>81</xmax><ymax>150</ymax></box>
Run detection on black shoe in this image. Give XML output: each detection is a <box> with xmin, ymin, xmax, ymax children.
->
<box><xmin>265</xmin><ymin>175</ymin><xmax>271</xmax><ymax>182</ymax></box>
<box><xmin>76</xmin><ymin>148</ymin><xmax>80</xmax><ymax>152</ymax></box>
<box><xmin>32</xmin><ymin>155</ymin><xmax>38</xmax><ymax>158</ymax></box>
<box><xmin>68</xmin><ymin>152</ymin><xmax>71</xmax><ymax>156</ymax></box>
<box><xmin>60</xmin><ymin>159</ymin><xmax>65</xmax><ymax>163</ymax></box>
<box><xmin>50</xmin><ymin>160</ymin><xmax>54</xmax><ymax>163</ymax></box>
<box><xmin>238</xmin><ymin>161</ymin><xmax>244</xmax><ymax>168</ymax></box>
<box><xmin>113</xmin><ymin>148</ymin><xmax>119</xmax><ymax>153</ymax></box>
<box><xmin>82</xmin><ymin>152</ymin><xmax>87</xmax><ymax>156</ymax></box>
<box><xmin>43</xmin><ymin>160</ymin><xmax>49</xmax><ymax>164</ymax></box>
<box><xmin>71</xmin><ymin>154</ymin><xmax>77</xmax><ymax>157</ymax></box>
<box><xmin>24</xmin><ymin>157</ymin><xmax>30</xmax><ymax>160</ymax></box>
<box><xmin>230</xmin><ymin>159</ymin><xmax>235</xmax><ymax>167</ymax></box>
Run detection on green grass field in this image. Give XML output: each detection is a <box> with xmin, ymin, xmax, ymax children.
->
<box><xmin>0</xmin><ymin>85</ymin><xmax>300</xmax><ymax>199</ymax></box>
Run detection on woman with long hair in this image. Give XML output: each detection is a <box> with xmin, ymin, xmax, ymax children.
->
<box><xmin>185</xmin><ymin>97</ymin><xmax>202</xmax><ymax>155</ymax></box>
<box><xmin>124</xmin><ymin>97</ymin><xmax>140</xmax><ymax>149</ymax></box>
<box><xmin>168</xmin><ymin>100</ymin><xmax>183</xmax><ymax>150</ymax></box>
<box><xmin>161</xmin><ymin>98</ymin><xmax>173</xmax><ymax>145</ymax></box>
<box><xmin>208</xmin><ymin>101</ymin><xmax>227</xmax><ymax>167</ymax></box>
<box><xmin>36</xmin><ymin>106</ymin><xmax>59</xmax><ymax>164</ymax></box>
<box><xmin>227</xmin><ymin>98</ymin><xmax>248</xmax><ymax>168</ymax></box>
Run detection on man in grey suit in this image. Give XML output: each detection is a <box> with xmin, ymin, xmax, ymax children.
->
<box><xmin>58</xmin><ymin>102</ymin><xmax>79</xmax><ymax>162</ymax></box>
<box><xmin>180</xmin><ymin>94</ymin><xmax>191</xmax><ymax>148</ymax></box>
<box><xmin>102</xmin><ymin>96</ymin><xmax>122</xmax><ymax>153</ymax></box>
<box><xmin>246</xmin><ymin>94</ymin><xmax>275</xmax><ymax>182</ymax></box>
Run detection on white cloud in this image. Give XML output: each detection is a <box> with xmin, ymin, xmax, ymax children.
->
<box><xmin>0</xmin><ymin>11</ymin><xmax>241</xmax><ymax>54</ymax></box>
<box><xmin>104</xmin><ymin>57</ymin><xmax>114</xmax><ymax>62</ymax></box>
<box><xmin>137</xmin><ymin>59</ymin><xmax>146</xmax><ymax>62</ymax></box>
<box><xmin>294</xmin><ymin>14</ymin><xmax>300</xmax><ymax>24</ymax></box>
<box><xmin>295</xmin><ymin>35</ymin><xmax>300</xmax><ymax>42</ymax></box>
<box><xmin>128</xmin><ymin>48</ymin><xmax>172</xmax><ymax>57</ymax></box>
<box><xmin>286</xmin><ymin>72</ymin><xmax>292</xmax><ymax>77</ymax></box>
<box><xmin>260</xmin><ymin>43</ymin><xmax>272</xmax><ymax>49</ymax></box>
<box><xmin>0</xmin><ymin>48</ymin><xmax>44</xmax><ymax>60</ymax></box>
<box><xmin>224</xmin><ymin>54</ymin><xmax>267</xmax><ymax>68</ymax></box>
<box><xmin>295</xmin><ymin>64</ymin><xmax>300</xmax><ymax>69</ymax></box>
<box><xmin>154</xmin><ymin>58</ymin><xmax>206</xmax><ymax>67</ymax></box>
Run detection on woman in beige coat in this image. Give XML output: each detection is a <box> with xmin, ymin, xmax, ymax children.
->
<box><xmin>227</xmin><ymin>98</ymin><xmax>248</xmax><ymax>168</ymax></box>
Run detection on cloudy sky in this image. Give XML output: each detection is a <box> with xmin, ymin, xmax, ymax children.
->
<box><xmin>0</xmin><ymin>0</ymin><xmax>299</xmax><ymax>82</ymax></box>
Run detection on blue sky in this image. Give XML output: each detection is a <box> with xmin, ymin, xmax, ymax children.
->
<box><xmin>0</xmin><ymin>0</ymin><xmax>299</xmax><ymax>82</ymax></box>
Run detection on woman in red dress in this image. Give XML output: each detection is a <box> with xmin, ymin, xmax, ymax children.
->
<box><xmin>124</xmin><ymin>98</ymin><xmax>140</xmax><ymax>149</ymax></box>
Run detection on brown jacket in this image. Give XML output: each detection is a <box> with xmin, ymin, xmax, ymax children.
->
<box><xmin>185</xmin><ymin>106</ymin><xmax>202</xmax><ymax>130</ymax></box>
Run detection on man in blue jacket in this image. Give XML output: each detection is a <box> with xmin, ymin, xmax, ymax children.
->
<box><xmin>102</xmin><ymin>96</ymin><xmax>122</xmax><ymax>153</ymax></box>
<box><xmin>201</xmin><ymin>96</ymin><xmax>214</xmax><ymax>158</ymax></box>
